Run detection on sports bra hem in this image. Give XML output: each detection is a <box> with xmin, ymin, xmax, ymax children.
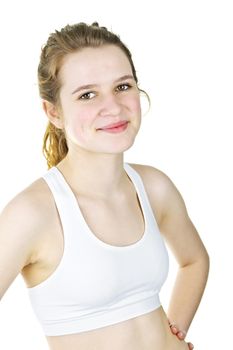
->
<box><xmin>43</xmin><ymin>293</ymin><xmax>161</xmax><ymax>336</ymax></box>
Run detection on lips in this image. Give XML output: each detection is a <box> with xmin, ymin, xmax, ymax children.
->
<box><xmin>98</xmin><ymin>121</ymin><xmax>128</xmax><ymax>130</ymax></box>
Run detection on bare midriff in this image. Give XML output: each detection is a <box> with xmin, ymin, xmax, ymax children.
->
<box><xmin>46</xmin><ymin>306</ymin><xmax>189</xmax><ymax>350</ymax></box>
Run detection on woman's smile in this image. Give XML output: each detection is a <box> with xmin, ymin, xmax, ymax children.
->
<box><xmin>97</xmin><ymin>121</ymin><xmax>129</xmax><ymax>133</ymax></box>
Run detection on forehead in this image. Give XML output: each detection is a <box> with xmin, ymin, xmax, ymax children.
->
<box><xmin>59</xmin><ymin>45</ymin><xmax>133</xmax><ymax>89</ymax></box>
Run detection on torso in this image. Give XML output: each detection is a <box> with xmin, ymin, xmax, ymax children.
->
<box><xmin>21</xmin><ymin>163</ymin><xmax>188</xmax><ymax>350</ymax></box>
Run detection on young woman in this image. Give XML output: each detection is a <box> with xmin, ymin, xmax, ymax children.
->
<box><xmin>0</xmin><ymin>22</ymin><xmax>209</xmax><ymax>350</ymax></box>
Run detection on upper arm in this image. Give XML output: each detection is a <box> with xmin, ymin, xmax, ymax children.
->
<box><xmin>142</xmin><ymin>165</ymin><xmax>209</xmax><ymax>267</ymax></box>
<box><xmin>0</xmin><ymin>192</ymin><xmax>41</xmax><ymax>299</ymax></box>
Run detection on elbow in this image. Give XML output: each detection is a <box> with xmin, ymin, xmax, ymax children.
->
<box><xmin>202</xmin><ymin>248</ymin><xmax>210</xmax><ymax>269</ymax></box>
<box><xmin>183</xmin><ymin>250</ymin><xmax>210</xmax><ymax>274</ymax></box>
<box><xmin>196</xmin><ymin>250</ymin><xmax>210</xmax><ymax>279</ymax></box>
<box><xmin>197</xmin><ymin>244</ymin><xmax>210</xmax><ymax>269</ymax></box>
<box><xmin>204</xmin><ymin>251</ymin><xmax>210</xmax><ymax>275</ymax></box>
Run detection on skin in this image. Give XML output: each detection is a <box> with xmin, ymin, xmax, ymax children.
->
<box><xmin>0</xmin><ymin>44</ymin><xmax>209</xmax><ymax>349</ymax></box>
<box><xmin>43</xmin><ymin>45</ymin><xmax>142</xmax><ymax>200</ymax></box>
<box><xmin>43</xmin><ymin>44</ymin><xmax>198</xmax><ymax>349</ymax></box>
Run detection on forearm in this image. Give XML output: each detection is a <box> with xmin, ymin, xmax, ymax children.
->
<box><xmin>167</xmin><ymin>256</ymin><xmax>209</xmax><ymax>334</ymax></box>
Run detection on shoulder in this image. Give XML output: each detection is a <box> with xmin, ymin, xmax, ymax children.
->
<box><xmin>128</xmin><ymin>162</ymin><xmax>173</xmax><ymax>189</ymax></box>
<box><xmin>127</xmin><ymin>162</ymin><xmax>187</xmax><ymax>224</ymax></box>
<box><xmin>0</xmin><ymin>176</ymin><xmax>54</xmax><ymax>263</ymax></box>
<box><xmin>2</xmin><ymin>176</ymin><xmax>51</xmax><ymax>223</ymax></box>
<box><xmin>127</xmin><ymin>162</ymin><xmax>179</xmax><ymax>199</ymax></box>
<box><xmin>0</xmin><ymin>176</ymin><xmax>56</xmax><ymax>296</ymax></box>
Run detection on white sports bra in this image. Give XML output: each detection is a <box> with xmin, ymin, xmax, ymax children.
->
<box><xmin>27</xmin><ymin>163</ymin><xmax>169</xmax><ymax>336</ymax></box>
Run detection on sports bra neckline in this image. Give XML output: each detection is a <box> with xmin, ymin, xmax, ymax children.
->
<box><xmin>51</xmin><ymin>162</ymin><xmax>148</xmax><ymax>250</ymax></box>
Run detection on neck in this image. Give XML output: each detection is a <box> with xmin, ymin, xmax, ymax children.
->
<box><xmin>56</xmin><ymin>151</ymin><xmax>128</xmax><ymax>200</ymax></box>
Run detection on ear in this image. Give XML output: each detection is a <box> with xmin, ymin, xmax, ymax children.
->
<box><xmin>42</xmin><ymin>100</ymin><xmax>64</xmax><ymax>129</ymax></box>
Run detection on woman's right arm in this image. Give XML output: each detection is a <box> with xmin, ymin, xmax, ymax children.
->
<box><xmin>0</xmin><ymin>192</ymin><xmax>40</xmax><ymax>300</ymax></box>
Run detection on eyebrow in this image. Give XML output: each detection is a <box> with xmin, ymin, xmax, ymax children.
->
<box><xmin>71</xmin><ymin>74</ymin><xmax>135</xmax><ymax>95</ymax></box>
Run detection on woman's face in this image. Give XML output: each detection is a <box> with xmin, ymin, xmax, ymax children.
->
<box><xmin>57</xmin><ymin>45</ymin><xmax>141</xmax><ymax>155</ymax></box>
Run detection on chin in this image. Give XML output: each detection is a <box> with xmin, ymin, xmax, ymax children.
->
<box><xmin>99</xmin><ymin>137</ymin><xmax>137</xmax><ymax>154</ymax></box>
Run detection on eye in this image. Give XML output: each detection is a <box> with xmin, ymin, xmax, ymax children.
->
<box><xmin>79</xmin><ymin>91</ymin><xmax>96</xmax><ymax>100</ymax></box>
<box><xmin>116</xmin><ymin>83</ymin><xmax>132</xmax><ymax>92</ymax></box>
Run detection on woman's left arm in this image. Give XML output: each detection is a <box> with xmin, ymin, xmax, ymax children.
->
<box><xmin>157</xmin><ymin>170</ymin><xmax>210</xmax><ymax>335</ymax></box>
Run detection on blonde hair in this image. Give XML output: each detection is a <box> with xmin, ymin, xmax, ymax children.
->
<box><xmin>38</xmin><ymin>22</ymin><xmax>148</xmax><ymax>169</ymax></box>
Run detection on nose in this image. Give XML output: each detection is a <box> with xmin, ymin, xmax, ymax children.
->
<box><xmin>99</xmin><ymin>94</ymin><xmax>122</xmax><ymax>117</ymax></box>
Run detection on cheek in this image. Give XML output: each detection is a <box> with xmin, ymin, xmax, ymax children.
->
<box><xmin>65</xmin><ymin>102</ymin><xmax>90</xmax><ymax>124</ymax></box>
<box><xmin>125</xmin><ymin>94</ymin><xmax>141</xmax><ymax>114</ymax></box>
<box><xmin>64</xmin><ymin>108</ymin><xmax>95</xmax><ymax>139</ymax></box>
<box><xmin>134</xmin><ymin>98</ymin><xmax>142</xmax><ymax>113</ymax></box>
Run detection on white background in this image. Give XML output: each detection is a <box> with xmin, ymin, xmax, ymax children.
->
<box><xmin>0</xmin><ymin>0</ymin><xmax>232</xmax><ymax>349</ymax></box>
